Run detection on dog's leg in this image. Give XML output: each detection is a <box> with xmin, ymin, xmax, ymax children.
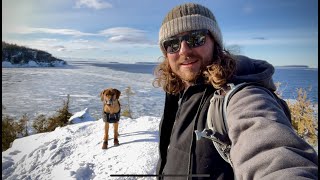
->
<box><xmin>113</xmin><ymin>122</ymin><xmax>119</xmax><ymax>146</ymax></box>
<box><xmin>102</xmin><ymin>122</ymin><xmax>110</xmax><ymax>149</ymax></box>
<box><xmin>104</xmin><ymin>122</ymin><xmax>110</xmax><ymax>140</ymax></box>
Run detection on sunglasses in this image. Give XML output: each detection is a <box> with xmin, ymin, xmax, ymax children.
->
<box><xmin>162</xmin><ymin>29</ymin><xmax>209</xmax><ymax>54</ymax></box>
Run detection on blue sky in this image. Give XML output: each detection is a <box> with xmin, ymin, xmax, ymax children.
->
<box><xmin>2</xmin><ymin>0</ymin><xmax>318</xmax><ymax>67</ymax></box>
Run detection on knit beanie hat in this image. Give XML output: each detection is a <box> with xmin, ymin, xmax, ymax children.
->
<box><xmin>159</xmin><ymin>3</ymin><xmax>223</xmax><ymax>55</ymax></box>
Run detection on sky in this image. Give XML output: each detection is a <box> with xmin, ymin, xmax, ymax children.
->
<box><xmin>2</xmin><ymin>108</ymin><xmax>161</xmax><ymax>179</ymax></box>
<box><xmin>2</xmin><ymin>0</ymin><xmax>318</xmax><ymax>67</ymax></box>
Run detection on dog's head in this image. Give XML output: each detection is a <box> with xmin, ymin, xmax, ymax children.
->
<box><xmin>100</xmin><ymin>88</ymin><xmax>121</xmax><ymax>105</ymax></box>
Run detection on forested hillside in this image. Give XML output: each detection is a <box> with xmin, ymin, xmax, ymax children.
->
<box><xmin>2</xmin><ymin>41</ymin><xmax>66</xmax><ymax>66</ymax></box>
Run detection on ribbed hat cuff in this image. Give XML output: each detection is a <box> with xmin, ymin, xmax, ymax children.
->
<box><xmin>159</xmin><ymin>14</ymin><xmax>223</xmax><ymax>55</ymax></box>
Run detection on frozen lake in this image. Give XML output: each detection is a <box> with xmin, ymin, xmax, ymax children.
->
<box><xmin>2</xmin><ymin>61</ymin><xmax>165</xmax><ymax>120</ymax></box>
<box><xmin>2</xmin><ymin>60</ymin><xmax>318</xmax><ymax>121</ymax></box>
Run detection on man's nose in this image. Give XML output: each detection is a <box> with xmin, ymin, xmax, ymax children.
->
<box><xmin>179</xmin><ymin>40</ymin><xmax>192</xmax><ymax>56</ymax></box>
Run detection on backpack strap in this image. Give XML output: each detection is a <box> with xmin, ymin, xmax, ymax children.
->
<box><xmin>194</xmin><ymin>82</ymin><xmax>248</xmax><ymax>168</ymax></box>
<box><xmin>222</xmin><ymin>83</ymin><xmax>249</xmax><ymax>132</ymax></box>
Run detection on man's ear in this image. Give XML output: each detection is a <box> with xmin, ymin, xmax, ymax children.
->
<box><xmin>114</xmin><ymin>89</ymin><xmax>121</xmax><ymax>99</ymax></box>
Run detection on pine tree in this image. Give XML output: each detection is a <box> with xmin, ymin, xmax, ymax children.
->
<box><xmin>16</xmin><ymin>113</ymin><xmax>29</xmax><ymax>137</ymax></box>
<box><xmin>32</xmin><ymin>95</ymin><xmax>72</xmax><ymax>133</ymax></box>
<box><xmin>2</xmin><ymin>115</ymin><xmax>17</xmax><ymax>151</ymax></box>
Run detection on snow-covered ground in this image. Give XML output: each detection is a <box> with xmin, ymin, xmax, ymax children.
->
<box><xmin>3</xmin><ymin>106</ymin><xmax>318</xmax><ymax>180</ymax></box>
<box><xmin>2</xmin><ymin>60</ymin><xmax>66</xmax><ymax>68</ymax></box>
<box><xmin>2</xmin><ymin>108</ymin><xmax>160</xmax><ymax>180</ymax></box>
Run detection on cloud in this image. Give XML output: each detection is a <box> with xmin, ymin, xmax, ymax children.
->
<box><xmin>99</xmin><ymin>27</ymin><xmax>146</xmax><ymax>36</ymax></box>
<box><xmin>13</xmin><ymin>27</ymin><xmax>154</xmax><ymax>45</ymax></box>
<box><xmin>225</xmin><ymin>37</ymin><xmax>314</xmax><ymax>46</ymax></box>
<box><xmin>16</xmin><ymin>27</ymin><xmax>95</xmax><ymax>36</ymax></box>
<box><xmin>108</xmin><ymin>35</ymin><xmax>147</xmax><ymax>44</ymax></box>
<box><xmin>53</xmin><ymin>45</ymin><xmax>67</xmax><ymax>52</ymax></box>
<box><xmin>242</xmin><ymin>3</ymin><xmax>253</xmax><ymax>14</ymax></box>
<box><xmin>252</xmin><ymin>37</ymin><xmax>267</xmax><ymax>40</ymax></box>
<box><xmin>71</xmin><ymin>39</ymin><xmax>90</xmax><ymax>43</ymax></box>
<box><xmin>99</xmin><ymin>27</ymin><xmax>154</xmax><ymax>44</ymax></box>
<box><xmin>75</xmin><ymin>0</ymin><xmax>112</xmax><ymax>10</ymax></box>
<box><xmin>224</xmin><ymin>28</ymin><xmax>317</xmax><ymax>46</ymax></box>
<box><xmin>37</xmin><ymin>38</ymin><xmax>59</xmax><ymax>42</ymax></box>
<box><xmin>73</xmin><ymin>46</ymin><xmax>100</xmax><ymax>50</ymax></box>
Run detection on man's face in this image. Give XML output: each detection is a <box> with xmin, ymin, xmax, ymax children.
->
<box><xmin>165</xmin><ymin>30</ymin><xmax>214</xmax><ymax>86</ymax></box>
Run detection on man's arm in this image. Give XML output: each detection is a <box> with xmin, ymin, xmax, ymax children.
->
<box><xmin>227</xmin><ymin>86</ymin><xmax>318</xmax><ymax>179</ymax></box>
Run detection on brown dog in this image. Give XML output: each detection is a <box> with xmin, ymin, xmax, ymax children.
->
<box><xmin>100</xmin><ymin>88</ymin><xmax>121</xmax><ymax>149</ymax></box>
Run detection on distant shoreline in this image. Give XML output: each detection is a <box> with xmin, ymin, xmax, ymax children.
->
<box><xmin>3</xmin><ymin>60</ymin><xmax>317</xmax><ymax>70</ymax></box>
<box><xmin>275</xmin><ymin>65</ymin><xmax>309</xmax><ymax>68</ymax></box>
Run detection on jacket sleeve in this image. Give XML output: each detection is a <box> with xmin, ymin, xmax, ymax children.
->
<box><xmin>227</xmin><ymin>86</ymin><xmax>318</xmax><ymax>180</ymax></box>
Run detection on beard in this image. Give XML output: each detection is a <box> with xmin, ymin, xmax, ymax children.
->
<box><xmin>175</xmin><ymin>56</ymin><xmax>210</xmax><ymax>84</ymax></box>
<box><xmin>178</xmin><ymin>68</ymin><xmax>202</xmax><ymax>83</ymax></box>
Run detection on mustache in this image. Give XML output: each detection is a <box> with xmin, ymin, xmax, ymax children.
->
<box><xmin>178</xmin><ymin>55</ymin><xmax>200</xmax><ymax>61</ymax></box>
<box><xmin>178</xmin><ymin>55</ymin><xmax>209</xmax><ymax>70</ymax></box>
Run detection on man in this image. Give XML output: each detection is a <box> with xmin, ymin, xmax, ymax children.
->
<box><xmin>153</xmin><ymin>3</ymin><xmax>318</xmax><ymax>180</ymax></box>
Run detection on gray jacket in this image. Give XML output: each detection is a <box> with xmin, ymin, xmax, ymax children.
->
<box><xmin>227</xmin><ymin>56</ymin><xmax>318</xmax><ymax>179</ymax></box>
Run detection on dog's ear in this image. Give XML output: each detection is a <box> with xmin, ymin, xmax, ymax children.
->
<box><xmin>114</xmin><ymin>89</ymin><xmax>121</xmax><ymax>99</ymax></box>
<box><xmin>100</xmin><ymin>90</ymin><xmax>106</xmax><ymax>101</ymax></box>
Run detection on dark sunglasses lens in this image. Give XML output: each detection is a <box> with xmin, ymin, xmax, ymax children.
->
<box><xmin>163</xmin><ymin>39</ymin><xmax>180</xmax><ymax>53</ymax></box>
<box><xmin>163</xmin><ymin>30</ymin><xmax>208</xmax><ymax>53</ymax></box>
<box><xmin>187</xmin><ymin>31</ymin><xmax>206</xmax><ymax>48</ymax></box>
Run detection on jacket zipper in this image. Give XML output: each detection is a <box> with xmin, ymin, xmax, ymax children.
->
<box><xmin>166</xmin><ymin>91</ymin><xmax>185</xmax><ymax>151</ymax></box>
<box><xmin>187</xmin><ymin>88</ymin><xmax>208</xmax><ymax>179</ymax></box>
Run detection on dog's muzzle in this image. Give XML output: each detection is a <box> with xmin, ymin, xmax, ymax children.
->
<box><xmin>106</xmin><ymin>99</ymin><xmax>113</xmax><ymax>105</ymax></box>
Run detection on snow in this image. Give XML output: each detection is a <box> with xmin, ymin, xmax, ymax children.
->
<box><xmin>2</xmin><ymin>60</ymin><xmax>66</xmax><ymax>68</ymax></box>
<box><xmin>2</xmin><ymin>109</ymin><xmax>160</xmax><ymax>179</ymax></box>
<box><xmin>68</xmin><ymin>108</ymin><xmax>95</xmax><ymax>124</ymax></box>
<box><xmin>4</xmin><ymin>107</ymin><xmax>316</xmax><ymax>180</ymax></box>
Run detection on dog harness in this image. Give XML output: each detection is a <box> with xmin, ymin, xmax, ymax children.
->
<box><xmin>103</xmin><ymin>110</ymin><xmax>120</xmax><ymax>123</ymax></box>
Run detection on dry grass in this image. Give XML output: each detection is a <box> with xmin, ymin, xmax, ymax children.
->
<box><xmin>276</xmin><ymin>82</ymin><xmax>318</xmax><ymax>146</ymax></box>
<box><xmin>287</xmin><ymin>88</ymin><xmax>318</xmax><ymax>145</ymax></box>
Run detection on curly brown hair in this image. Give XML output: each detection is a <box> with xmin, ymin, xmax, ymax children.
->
<box><xmin>153</xmin><ymin>40</ymin><xmax>237</xmax><ymax>95</ymax></box>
